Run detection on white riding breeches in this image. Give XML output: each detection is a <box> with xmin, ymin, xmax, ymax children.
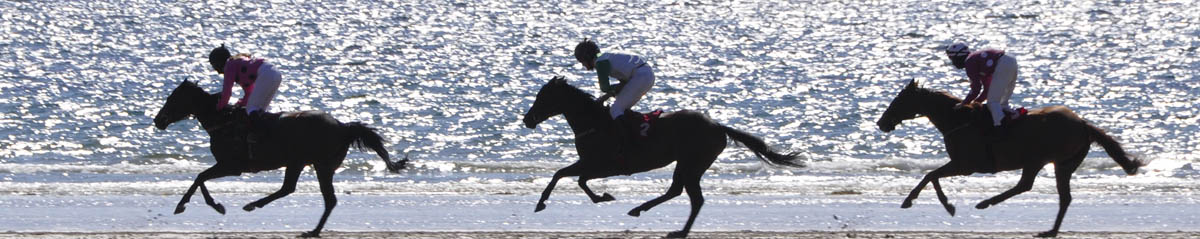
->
<box><xmin>245</xmin><ymin>62</ymin><xmax>282</xmax><ymax>113</ymax></box>
<box><xmin>610</xmin><ymin>65</ymin><xmax>655</xmax><ymax>119</ymax></box>
<box><xmin>986</xmin><ymin>55</ymin><xmax>1018</xmax><ymax>126</ymax></box>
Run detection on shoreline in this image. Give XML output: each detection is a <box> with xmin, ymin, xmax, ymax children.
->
<box><xmin>3</xmin><ymin>231</ymin><xmax>1197</xmax><ymax>239</ymax></box>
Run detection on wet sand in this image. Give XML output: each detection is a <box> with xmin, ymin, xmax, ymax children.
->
<box><xmin>1</xmin><ymin>231</ymin><xmax>1196</xmax><ymax>239</ymax></box>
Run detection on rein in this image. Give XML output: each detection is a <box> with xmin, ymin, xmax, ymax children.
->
<box><xmin>940</xmin><ymin>123</ymin><xmax>970</xmax><ymax>135</ymax></box>
<box><xmin>576</xmin><ymin>128</ymin><xmax>598</xmax><ymax>138</ymax></box>
<box><xmin>203</xmin><ymin>119</ymin><xmax>236</xmax><ymax>133</ymax></box>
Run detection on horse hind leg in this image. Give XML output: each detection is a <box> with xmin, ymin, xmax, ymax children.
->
<box><xmin>301</xmin><ymin>164</ymin><xmax>339</xmax><ymax>238</ymax></box>
<box><xmin>244</xmin><ymin>163</ymin><xmax>304</xmax><ymax>212</ymax></box>
<box><xmin>535</xmin><ymin>162</ymin><xmax>583</xmax><ymax>212</ymax></box>
<box><xmin>976</xmin><ymin>164</ymin><xmax>1042</xmax><ymax>209</ymax></box>
<box><xmin>1039</xmin><ymin>149</ymin><xmax>1086</xmax><ymax>237</ymax></box>
<box><xmin>666</xmin><ymin>177</ymin><xmax>705</xmax><ymax>238</ymax></box>
<box><xmin>578</xmin><ymin>175</ymin><xmax>615</xmax><ymax>203</ymax></box>
<box><xmin>628</xmin><ymin>172</ymin><xmax>688</xmax><ymax>217</ymax></box>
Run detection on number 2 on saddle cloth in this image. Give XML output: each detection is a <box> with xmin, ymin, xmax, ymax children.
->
<box><xmin>612</xmin><ymin>109</ymin><xmax>664</xmax><ymax>165</ymax></box>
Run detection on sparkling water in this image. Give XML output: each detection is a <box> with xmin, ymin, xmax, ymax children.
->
<box><xmin>0</xmin><ymin>0</ymin><xmax>1197</xmax><ymax>232</ymax></box>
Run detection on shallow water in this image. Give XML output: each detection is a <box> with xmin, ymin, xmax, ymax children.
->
<box><xmin>0</xmin><ymin>0</ymin><xmax>1197</xmax><ymax>232</ymax></box>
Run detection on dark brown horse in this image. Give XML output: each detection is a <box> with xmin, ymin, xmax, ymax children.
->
<box><xmin>522</xmin><ymin>76</ymin><xmax>804</xmax><ymax>238</ymax></box>
<box><xmin>875</xmin><ymin>80</ymin><xmax>1143</xmax><ymax>237</ymax></box>
<box><xmin>152</xmin><ymin>80</ymin><xmax>407</xmax><ymax>237</ymax></box>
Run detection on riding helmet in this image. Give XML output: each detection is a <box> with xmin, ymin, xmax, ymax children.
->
<box><xmin>574</xmin><ymin>38</ymin><xmax>600</xmax><ymax>63</ymax></box>
<box><xmin>209</xmin><ymin>44</ymin><xmax>232</xmax><ymax>73</ymax></box>
<box><xmin>945</xmin><ymin>43</ymin><xmax>969</xmax><ymax>69</ymax></box>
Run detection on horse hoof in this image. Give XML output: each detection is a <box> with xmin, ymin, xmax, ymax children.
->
<box><xmin>666</xmin><ymin>230</ymin><xmax>688</xmax><ymax>238</ymax></box>
<box><xmin>534</xmin><ymin>203</ymin><xmax>546</xmax><ymax>212</ymax></box>
<box><xmin>944</xmin><ymin>204</ymin><xmax>956</xmax><ymax>216</ymax></box>
<box><xmin>300</xmin><ymin>231</ymin><xmax>321</xmax><ymax>238</ymax></box>
<box><xmin>174</xmin><ymin>205</ymin><xmax>186</xmax><ymax>214</ymax></box>
<box><xmin>627</xmin><ymin>209</ymin><xmax>641</xmax><ymax>217</ymax></box>
<box><xmin>974</xmin><ymin>202</ymin><xmax>989</xmax><ymax>209</ymax></box>
<box><xmin>1035</xmin><ymin>230</ymin><xmax>1058</xmax><ymax>238</ymax></box>
<box><xmin>900</xmin><ymin>200</ymin><xmax>913</xmax><ymax>209</ymax></box>
<box><xmin>213</xmin><ymin>204</ymin><xmax>226</xmax><ymax>215</ymax></box>
<box><xmin>243</xmin><ymin>203</ymin><xmax>257</xmax><ymax>212</ymax></box>
<box><xmin>594</xmin><ymin>193</ymin><xmax>616</xmax><ymax>203</ymax></box>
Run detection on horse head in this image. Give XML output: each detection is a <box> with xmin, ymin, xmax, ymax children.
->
<box><xmin>523</xmin><ymin>76</ymin><xmax>573</xmax><ymax>129</ymax></box>
<box><xmin>154</xmin><ymin>79</ymin><xmax>213</xmax><ymax>130</ymax></box>
<box><xmin>877</xmin><ymin>79</ymin><xmax>923</xmax><ymax>132</ymax></box>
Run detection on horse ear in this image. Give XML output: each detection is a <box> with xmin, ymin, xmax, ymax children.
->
<box><xmin>905</xmin><ymin>79</ymin><xmax>918</xmax><ymax>90</ymax></box>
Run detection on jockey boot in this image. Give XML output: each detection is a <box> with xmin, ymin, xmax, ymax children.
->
<box><xmin>229</xmin><ymin>109</ymin><xmax>251</xmax><ymax>142</ymax></box>
<box><xmin>246</xmin><ymin>110</ymin><xmax>269</xmax><ymax>144</ymax></box>
<box><xmin>610</xmin><ymin>114</ymin><xmax>637</xmax><ymax>158</ymax></box>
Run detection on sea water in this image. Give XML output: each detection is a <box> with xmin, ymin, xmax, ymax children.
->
<box><xmin>0</xmin><ymin>0</ymin><xmax>1197</xmax><ymax>232</ymax></box>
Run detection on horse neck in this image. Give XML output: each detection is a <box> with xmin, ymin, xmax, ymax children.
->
<box><xmin>190</xmin><ymin>92</ymin><xmax>226</xmax><ymax>130</ymax></box>
<box><xmin>558</xmin><ymin>89</ymin><xmax>611</xmax><ymax>135</ymax></box>
<box><xmin>918</xmin><ymin>91</ymin><xmax>971</xmax><ymax>133</ymax></box>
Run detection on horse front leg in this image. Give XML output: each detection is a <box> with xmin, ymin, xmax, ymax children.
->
<box><xmin>930</xmin><ymin>179</ymin><xmax>955</xmax><ymax>216</ymax></box>
<box><xmin>902</xmin><ymin>164</ymin><xmax>958</xmax><ymax>209</ymax></box>
<box><xmin>578</xmin><ymin>175</ymin><xmax>615</xmax><ymax>203</ymax></box>
<box><xmin>535</xmin><ymin>162</ymin><xmax>582</xmax><ymax>212</ymax></box>
<box><xmin>176</xmin><ymin>165</ymin><xmax>236</xmax><ymax>214</ymax></box>
<box><xmin>198</xmin><ymin>184</ymin><xmax>226</xmax><ymax>214</ymax></box>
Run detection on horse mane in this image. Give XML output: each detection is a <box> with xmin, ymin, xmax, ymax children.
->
<box><xmin>180</xmin><ymin>80</ymin><xmax>222</xmax><ymax>114</ymax></box>
<box><xmin>553</xmin><ymin>78</ymin><xmax>611</xmax><ymax>116</ymax></box>
<box><xmin>916</xmin><ymin>87</ymin><xmax>989</xmax><ymax>111</ymax></box>
<box><xmin>914</xmin><ymin>86</ymin><xmax>999</xmax><ymax>121</ymax></box>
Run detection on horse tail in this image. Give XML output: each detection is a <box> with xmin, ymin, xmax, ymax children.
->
<box><xmin>1085</xmin><ymin>123</ymin><xmax>1143</xmax><ymax>175</ymax></box>
<box><xmin>344</xmin><ymin>122</ymin><xmax>405</xmax><ymax>172</ymax></box>
<box><xmin>721</xmin><ymin>126</ymin><xmax>805</xmax><ymax>168</ymax></box>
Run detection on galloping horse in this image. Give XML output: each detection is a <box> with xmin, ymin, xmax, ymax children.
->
<box><xmin>153</xmin><ymin>80</ymin><xmax>407</xmax><ymax>237</ymax></box>
<box><xmin>522</xmin><ymin>76</ymin><xmax>804</xmax><ymax>238</ymax></box>
<box><xmin>876</xmin><ymin>80</ymin><xmax>1143</xmax><ymax>237</ymax></box>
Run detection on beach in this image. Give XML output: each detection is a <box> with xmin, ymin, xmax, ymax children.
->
<box><xmin>4</xmin><ymin>231</ymin><xmax>1198</xmax><ymax>239</ymax></box>
<box><xmin>0</xmin><ymin>0</ymin><xmax>1197</xmax><ymax>237</ymax></box>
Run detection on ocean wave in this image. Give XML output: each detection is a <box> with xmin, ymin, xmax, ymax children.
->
<box><xmin>0</xmin><ymin>171</ymin><xmax>1188</xmax><ymax>197</ymax></box>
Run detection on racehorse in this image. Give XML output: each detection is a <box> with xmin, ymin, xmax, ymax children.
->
<box><xmin>522</xmin><ymin>76</ymin><xmax>805</xmax><ymax>238</ymax></box>
<box><xmin>153</xmin><ymin>79</ymin><xmax>407</xmax><ymax>237</ymax></box>
<box><xmin>876</xmin><ymin>79</ymin><xmax>1143</xmax><ymax>237</ymax></box>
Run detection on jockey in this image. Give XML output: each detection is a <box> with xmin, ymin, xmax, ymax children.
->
<box><xmin>209</xmin><ymin>44</ymin><xmax>283</xmax><ymax>142</ymax></box>
<box><xmin>946</xmin><ymin>43</ymin><xmax>1020</xmax><ymax>129</ymax></box>
<box><xmin>574</xmin><ymin>38</ymin><xmax>655</xmax><ymax>121</ymax></box>
<box><xmin>574</xmin><ymin>38</ymin><xmax>655</xmax><ymax>150</ymax></box>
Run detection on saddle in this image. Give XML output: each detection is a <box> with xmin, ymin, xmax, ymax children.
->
<box><xmin>975</xmin><ymin>107</ymin><xmax>1027</xmax><ymax>173</ymax></box>
<box><xmin>227</xmin><ymin>109</ymin><xmax>281</xmax><ymax>139</ymax></box>
<box><xmin>972</xmin><ymin>106</ymin><xmax>1028</xmax><ymax>130</ymax></box>
<box><xmin>223</xmin><ymin>108</ymin><xmax>281</xmax><ymax>161</ymax></box>
<box><xmin>611</xmin><ymin>109</ymin><xmax>664</xmax><ymax>165</ymax></box>
<box><xmin>1000</xmin><ymin>107</ymin><xmax>1028</xmax><ymax>126</ymax></box>
<box><xmin>619</xmin><ymin>109</ymin><xmax>664</xmax><ymax>140</ymax></box>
